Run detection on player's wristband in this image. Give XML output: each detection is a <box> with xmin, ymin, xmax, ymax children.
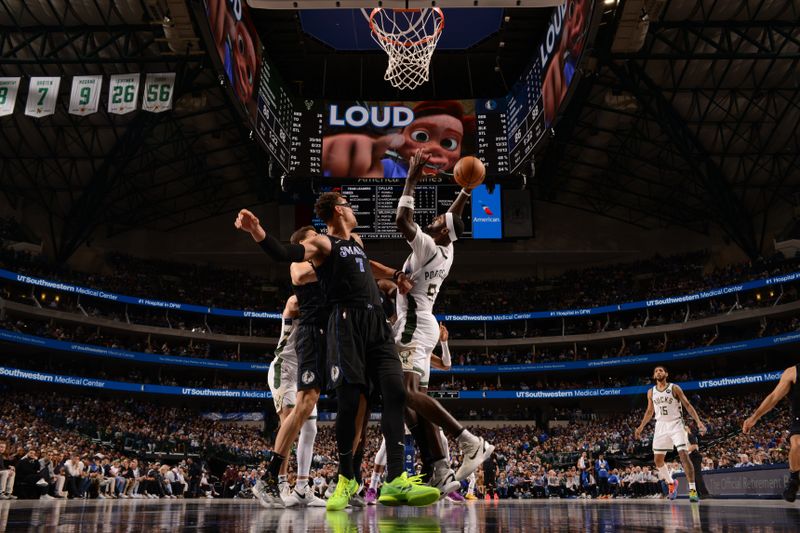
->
<box><xmin>440</xmin><ymin>340</ymin><xmax>451</xmax><ymax>367</ymax></box>
<box><xmin>459</xmin><ymin>189</ymin><xmax>471</xmax><ymax>197</ymax></box>
<box><xmin>397</xmin><ymin>194</ymin><xmax>415</xmax><ymax>213</ymax></box>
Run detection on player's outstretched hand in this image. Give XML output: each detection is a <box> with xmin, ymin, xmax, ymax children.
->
<box><xmin>698</xmin><ymin>422</ymin><xmax>707</xmax><ymax>436</ymax></box>
<box><xmin>634</xmin><ymin>427</ymin><xmax>642</xmax><ymax>440</ymax></box>
<box><xmin>235</xmin><ymin>209</ymin><xmax>260</xmax><ymax>233</ymax></box>
<box><xmin>742</xmin><ymin>416</ymin><xmax>756</xmax><ymax>434</ymax></box>
<box><xmin>407</xmin><ymin>149</ymin><xmax>432</xmax><ymax>183</ymax></box>
<box><xmin>396</xmin><ymin>272</ymin><xmax>413</xmax><ymax>295</ymax></box>
<box><xmin>439</xmin><ymin>324</ymin><xmax>449</xmax><ymax>343</ymax></box>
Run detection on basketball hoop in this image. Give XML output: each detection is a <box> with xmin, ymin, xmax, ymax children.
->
<box><xmin>364</xmin><ymin>7</ymin><xmax>445</xmax><ymax>91</ymax></box>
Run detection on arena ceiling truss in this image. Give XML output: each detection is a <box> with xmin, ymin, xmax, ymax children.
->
<box><xmin>540</xmin><ymin>0</ymin><xmax>800</xmax><ymax>259</ymax></box>
<box><xmin>0</xmin><ymin>0</ymin><xmax>265</xmax><ymax>262</ymax></box>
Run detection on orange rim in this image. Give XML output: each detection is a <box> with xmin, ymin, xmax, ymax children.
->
<box><xmin>369</xmin><ymin>7</ymin><xmax>445</xmax><ymax>48</ymax></box>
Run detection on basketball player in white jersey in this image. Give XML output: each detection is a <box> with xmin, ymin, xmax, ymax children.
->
<box><xmin>635</xmin><ymin>366</ymin><xmax>707</xmax><ymax>503</ymax></box>
<box><xmin>393</xmin><ymin>149</ymin><xmax>494</xmax><ymax>496</ymax></box>
<box><xmin>266</xmin><ymin>294</ymin><xmax>325</xmax><ymax>508</ymax></box>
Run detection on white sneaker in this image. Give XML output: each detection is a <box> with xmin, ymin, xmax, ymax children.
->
<box><xmin>40</xmin><ymin>494</ymin><xmax>56</xmax><ymax>500</ymax></box>
<box><xmin>98</xmin><ymin>494</ymin><xmax>106</xmax><ymax>499</ymax></box>
<box><xmin>430</xmin><ymin>467</ymin><xmax>462</xmax><ymax>497</ymax></box>
<box><xmin>0</xmin><ymin>494</ymin><xmax>8</xmax><ymax>500</ymax></box>
<box><xmin>455</xmin><ymin>437</ymin><xmax>494</xmax><ymax>481</ymax></box>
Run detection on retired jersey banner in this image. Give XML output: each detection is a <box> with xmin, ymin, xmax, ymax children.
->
<box><xmin>68</xmin><ymin>75</ymin><xmax>102</xmax><ymax>116</ymax></box>
<box><xmin>142</xmin><ymin>72</ymin><xmax>176</xmax><ymax>113</ymax></box>
<box><xmin>24</xmin><ymin>77</ymin><xmax>60</xmax><ymax>117</ymax></box>
<box><xmin>107</xmin><ymin>73</ymin><xmax>140</xmax><ymax>114</ymax></box>
<box><xmin>0</xmin><ymin>77</ymin><xmax>21</xmax><ymax>117</ymax></box>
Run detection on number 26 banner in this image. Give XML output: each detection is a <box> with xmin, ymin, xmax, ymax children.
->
<box><xmin>108</xmin><ymin>73</ymin><xmax>140</xmax><ymax>115</ymax></box>
<box><xmin>142</xmin><ymin>73</ymin><xmax>176</xmax><ymax>113</ymax></box>
<box><xmin>68</xmin><ymin>76</ymin><xmax>103</xmax><ymax>116</ymax></box>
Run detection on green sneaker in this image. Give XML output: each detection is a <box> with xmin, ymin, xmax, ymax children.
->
<box><xmin>689</xmin><ymin>489</ymin><xmax>699</xmax><ymax>503</ymax></box>
<box><xmin>326</xmin><ymin>475</ymin><xmax>358</xmax><ymax>511</ymax></box>
<box><xmin>378</xmin><ymin>472</ymin><xmax>441</xmax><ymax>507</ymax></box>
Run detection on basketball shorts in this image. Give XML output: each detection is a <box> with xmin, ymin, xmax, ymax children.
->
<box><xmin>652</xmin><ymin>419</ymin><xmax>689</xmax><ymax>453</ymax></box>
<box><xmin>296</xmin><ymin>323</ymin><xmax>327</xmax><ymax>392</ymax></box>
<box><xmin>268</xmin><ymin>356</ymin><xmax>297</xmax><ymax>414</ymax></box>
<box><xmin>327</xmin><ymin>304</ymin><xmax>402</xmax><ymax>390</ymax></box>
<box><xmin>393</xmin><ymin>316</ymin><xmax>439</xmax><ymax>388</ymax></box>
<box><xmin>790</xmin><ymin>413</ymin><xmax>800</xmax><ymax>436</ymax></box>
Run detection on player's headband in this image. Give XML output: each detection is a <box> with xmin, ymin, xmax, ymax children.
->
<box><xmin>445</xmin><ymin>212</ymin><xmax>458</xmax><ymax>242</ymax></box>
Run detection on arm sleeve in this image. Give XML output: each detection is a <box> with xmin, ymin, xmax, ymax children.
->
<box><xmin>257</xmin><ymin>233</ymin><xmax>306</xmax><ymax>263</ymax></box>
<box><xmin>407</xmin><ymin>223</ymin><xmax>437</xmax><ymax>263</ymax></box>
<box><xmin>440</xmin><ymin>340</ymin><xmax>451</xmax><ymax>367</ymax></box>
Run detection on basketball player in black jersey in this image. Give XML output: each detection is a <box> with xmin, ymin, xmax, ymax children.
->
<box><xmin>743</xmin><ymin>365</ymin><xmax>800</xmax><ymax>502</ymax></box>
<box><xmin>234</xmin><ymin>225</ymin><xmax>328</xmax><ymax>507</ymax></box>
<box><xmin>235</xmin><ymin>194</ymin><xmax>440</xmax><ymax>511</ymax></box>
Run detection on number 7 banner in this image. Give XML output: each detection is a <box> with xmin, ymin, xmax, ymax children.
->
<box><xmin>108</xmin><ymin>73</ymin><xmax>140</xmax><ymax>115</ymax></box>
<box><xmin>24</xmin><ymin>77</ymin><xmax>61</xmax><ymax>118</ymax></box>
<box><xmin>142</xmin><ymin>73</ymin><xmax>176</xmax><ymax>113</ymax></box>
<box><xmin>68</xmin><ymin>75</ymin><xmax>103</xmax><ymax>116</ymax></box>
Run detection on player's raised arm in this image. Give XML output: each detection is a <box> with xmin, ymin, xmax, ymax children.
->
<box><xmin>235</xmin><ymin>209</ymin><xmax>330</xmax><ymax>264</ymax></box>
<box><xmin>634</xmin><ymin>388</ymin><xmax>655</xmax><ymax>440</ymax></box>
<box><xmin>743</xmin><ymin>366</ymin><xmax>796</xmax><ymax>433</ymax></box>
<box><xmin>673</xmin><ymin>385</ymin><xmax>706</xmax><ymax>435</ymax></box>
<box><xmin>396</xmin><ymin>149</ymin><xmax>430</xmax><ymax>242</ymax></box>
<box><xmin>283</xmin><ymin>295</ymin><xmax>300</xmax><ymax>319</ymax></box>
<box><xmin>447</xmin><ymin>183</ymin><xmax>473</xmax><ymax>218</ymax></box>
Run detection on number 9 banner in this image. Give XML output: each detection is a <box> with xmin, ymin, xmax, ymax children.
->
<box><xmin>142</xmin><ymin>73</ymin><xmax>176</xmax><ymax>113</ymax></box>
<box><xmin>68</xmin><ymin>75</ymin><xmax>103</xmax><ymax>116</ymax></box>
<box><xmin>108</xmin><ymin>73</ymin><xmax>141</xmax><ymax>115</ymax></box>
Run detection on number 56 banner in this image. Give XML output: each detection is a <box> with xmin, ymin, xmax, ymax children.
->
<box><xmin>108</xmin><ymin>73</ymin><xmax>140</xmax><ymax>114</ymax></box>
<box><xmin>142</xmin><ymin>73</ymin><xmax>176</xmax><ymax>113</ymax></box>
<box><xmin>68</xmin><ymin>76</ymin><xmax>102</xmax><ymax>116</ymax></box>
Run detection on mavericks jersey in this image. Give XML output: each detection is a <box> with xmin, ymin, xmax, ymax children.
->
<box><xmin>652</xmin><ymin>383</ymin><xmax>683</xmax><ymax>423</ymax></box>
<box><xmin>396</xmin><ymin>223</ymin><xmax>453</xmax><ymax>330</ymax></box>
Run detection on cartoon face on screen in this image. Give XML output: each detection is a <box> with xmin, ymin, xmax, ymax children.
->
<box><xmin>322</xmin><ymin>100</ymin><xmax>475</xmax><ymax>179</ymax></box>
<box><xmin>207</xmin><ymin>0</ymin><xmax>257</xmax><ymax>105</ymax></box>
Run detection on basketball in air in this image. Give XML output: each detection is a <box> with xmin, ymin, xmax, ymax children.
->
<box><xmin>453</xmin><ymin>156</ymin><xmax>486</xmax><ymax>189</ymax></box>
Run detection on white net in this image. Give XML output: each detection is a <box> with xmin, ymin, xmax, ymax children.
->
<box><xmin>364</xmin><ymin>8</ymin><xmax>445</xmax><ymax>91</ymax></box>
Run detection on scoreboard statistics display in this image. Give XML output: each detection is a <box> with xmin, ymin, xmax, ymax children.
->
<box><xmin>310</xmin><ymin>182</ymin><xmax>502</xmax><ymax>240</ymax></box>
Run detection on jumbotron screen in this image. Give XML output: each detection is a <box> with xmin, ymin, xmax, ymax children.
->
<box><xmin>310</xmin><ymin>182</ymin><xmax>502</xmax><ymax>240</ymax></box>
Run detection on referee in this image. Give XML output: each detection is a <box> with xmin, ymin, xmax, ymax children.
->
<box><xmin>686</xmin><ymin>424</ymin><xmax>711</xmax><ymax>499</ymax></box>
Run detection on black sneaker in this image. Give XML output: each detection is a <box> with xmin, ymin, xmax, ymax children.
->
<box><xmin>783</xmin><ymin>477</ymin><xmax>799</xmax><ymax>503</ymax></box>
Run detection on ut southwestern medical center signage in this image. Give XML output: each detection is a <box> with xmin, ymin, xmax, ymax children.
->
<box><xmin>5</xmin><ymin>267</ymin><xmax>797</xmax><ymax>322</ymax></box>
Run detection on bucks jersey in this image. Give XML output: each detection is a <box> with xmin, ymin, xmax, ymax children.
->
<box><xmin>396</xmin><ymin>223</ymin><xmax>453</xmax><ymax>333</ymax></box>
<box><xmin>652</xmin><ymin>383</ymin><xmax>683</xmax><ymax>423</ymax></box>
<box><xmin>271</xmin><ymin>317</ymin><xmax>298</xmax><ymax>385</ymax></box>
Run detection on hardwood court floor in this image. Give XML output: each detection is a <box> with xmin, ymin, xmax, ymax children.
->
<box><xmin>1</xmin><ymin>497</ymin><xmax>799</xmax><ymax>532</ymax></box>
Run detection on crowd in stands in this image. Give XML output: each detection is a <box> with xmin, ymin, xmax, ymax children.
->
<box><xmin>0</xmin><ymin>388</ymin><xmax>792</xmax><ymax>501</ymax></box>
<box><xmin>2</xmin><ymin>244</ymin><xmax>799</xmax><ymax>337</ymax></box>
<box><xmin>2</xmin><ymin>310</ymin><xmax>797</xmax><ymax>372</ymax></box>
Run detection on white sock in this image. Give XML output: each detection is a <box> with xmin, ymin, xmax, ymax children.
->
<box><xmin>467</xmin><ymin>472</ymin><xmax>476</xmax><ymax>495</ymax></box>
<box><xmin>657</xmin><ymin>465</ymin><xmax>673</xmax><ymax>484</ymax></box>
<box><xmin>370</xmin><ymin>472</ymin><xmax>382</xmax><ymax>490</ymax></box>
<box><xmin>375</xmin><ymin>438</ymin><xmax>387</xmax><ymax>467</ymax></box>
<box><xmin>278</xmin><ymin>475</ymin><xmax>288</xmax><ymax>485</ymax></box>
<box><xmin>689</xmin><ymin>482</ymin><xmax>696</xmax><ymax>490</ymax></box>
<box><xmin>439</xmin><ymin>429</ymin><xmax>450</xmax><ymax>463</ymax></box>
<box><xmin>297</xmin><ymin>417</ymin><xmax>317</xmax><ymax>479</ymax></box>
<box><xmin>457</xmin><ymin>429</ymin><xmax>476</xmax><ymax>446</ymax></box>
